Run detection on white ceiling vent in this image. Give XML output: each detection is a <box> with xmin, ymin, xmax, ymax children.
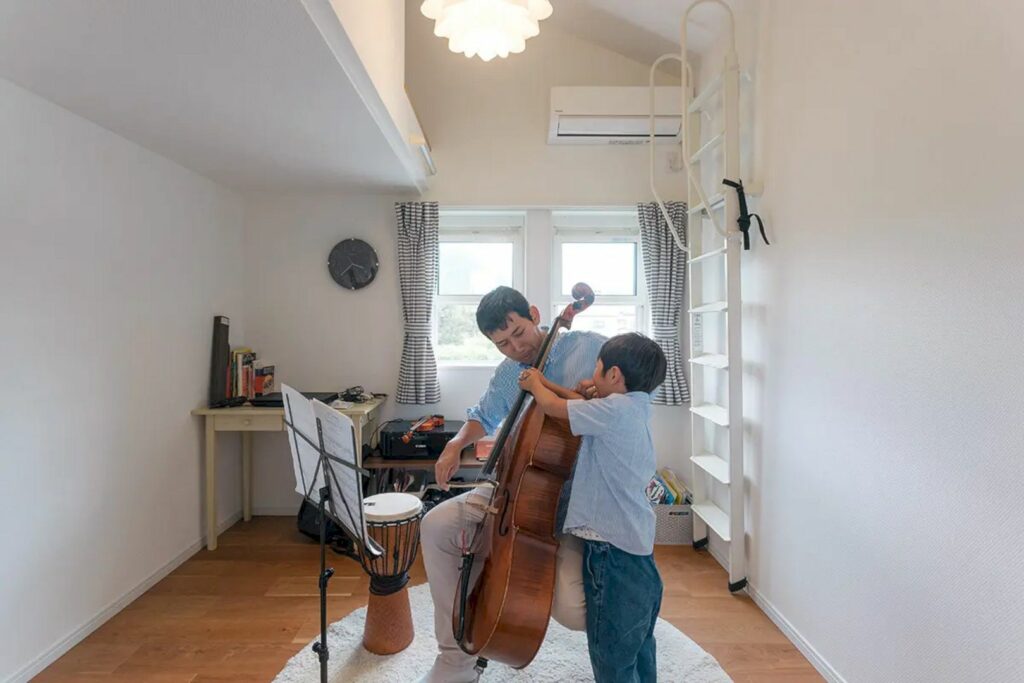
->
<box><xmin>549</xmin><ymin>86</ymin><xmax>682</xmax><ymax>145</ymax></box>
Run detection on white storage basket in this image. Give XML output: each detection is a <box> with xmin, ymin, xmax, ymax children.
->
<box><xmin>654</xmin><ymin>503</ymin><xmax>693</xmax><ymax>545</ymax></box>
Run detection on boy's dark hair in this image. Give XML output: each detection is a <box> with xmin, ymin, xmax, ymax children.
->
<box><xmin>476</xmin><ymin>286</ymin><xmax>532</xmax><ymax>335</ymax></box>
<box><xmin>598</xmin><ymin>333</ymin><xmax>667</xmax><ymax>393</ymax></box>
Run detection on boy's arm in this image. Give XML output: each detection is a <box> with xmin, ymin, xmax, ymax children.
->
<box><xmin>527</xmin><ymin>382</ymin><xmax>570</xmax><ymax>420</ymax></box>
<box><xmin>518</xmin><ymin>368</ymin><xmax>571</xmax><ymax>419</ymax></box>
<box><xmin>540</xmin><ymin>374</ymin><xmax>584</xmax><ymax>401</ymax></box>
<box><xmin>572</xmin><ymin>378</ymin><xmax>598</xmax><ymax>400</ymax></box>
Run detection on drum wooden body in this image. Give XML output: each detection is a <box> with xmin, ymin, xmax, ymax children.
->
<box><xmin>359</xmin><ymin>492</ymin><xmax>423</xmax><ymax>655</ymax></box>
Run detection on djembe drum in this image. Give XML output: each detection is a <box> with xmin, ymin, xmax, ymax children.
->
<box><xmin>358</xmin><ymin>492</ymin><xmax>424</xmax><ymax>655</ymax></box>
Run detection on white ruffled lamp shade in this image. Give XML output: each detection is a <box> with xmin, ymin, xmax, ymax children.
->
<box><xmin>420</xmin><ymin>0</ymin><xmax>554</xmax><ymax>62</ymax></box>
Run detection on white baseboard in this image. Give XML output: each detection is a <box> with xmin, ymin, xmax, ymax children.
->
<box><xmin>746</xmin><ymin>583</ymin><xmax>846</xmax><ymax>683</ymax></box>
<box><xmin>700</xmin><ymin>542</ymin><xmax>845</xmax><ymax>683</ymax></box>
<box><xmin>9</xmin><ymin>512</ymin><xmax>242</xmax><ymax>683</ymax></box>
<box><xmin>700</xmin><ymin>540</ymin><xmax>843</xmax><ymax>679</ymax></box>
<box><xmin>707</xmin><ymin>539</ymin><xmax>729</xmax><ymax>569</ymax></box>
<box><xmin>206</xmin><ymin>510</ymin><xmax>245</xmax><ymax>544</ymax></box>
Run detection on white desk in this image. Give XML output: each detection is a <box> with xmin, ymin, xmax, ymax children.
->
<box><xmin>191</xmin><ymin>397</ymin><xmax>384</xmax><ymax>550</ymax></box>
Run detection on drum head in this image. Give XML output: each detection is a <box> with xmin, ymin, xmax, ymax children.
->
<box><xmin>363</xmin><ymin>492</ymin><xmax>423</xmax><ymax>523</ymax></box>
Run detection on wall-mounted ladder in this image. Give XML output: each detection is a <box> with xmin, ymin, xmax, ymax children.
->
<box><xmin>681</xmin><ymin>0</ymin><xmax>747</xmax><ymax>593</ymax></box>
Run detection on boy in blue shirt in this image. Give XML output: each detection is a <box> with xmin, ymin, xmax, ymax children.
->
<box><xmin>519</xmin><ymin>332</ymin><xmax>666</xmax><ymax>683</ymax></box>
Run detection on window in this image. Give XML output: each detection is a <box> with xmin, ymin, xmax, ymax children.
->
<box><xmin>434</xmin><ymin>212</ymin><xmax>525</xmax><ymax>364</ymax></box>
<box><xmin>551</xmin><ymin>211</ymin><xmax>647</xmax><ymax>337</ymax></box>
<box><xmin>432</xmin><ymin>209</ymin><xmax>649</xmax><ymax>364</ymax></box>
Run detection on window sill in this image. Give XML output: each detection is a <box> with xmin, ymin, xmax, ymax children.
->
<box><xmin>438</xmin><ymin>361</ymin><xmax>501</xmax><ymax>370</ymax></box>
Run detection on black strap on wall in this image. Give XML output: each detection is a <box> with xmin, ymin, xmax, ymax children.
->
<box><xmin>722</xmin><ymin>178</ymin><xmax>770</xmax><ymax>250</ymax></box>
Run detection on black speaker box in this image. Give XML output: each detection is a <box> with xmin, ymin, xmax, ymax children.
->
<box><xmin>380</xmin><ymin>419</ymin><xmax>465</xmax><ymax>459</ymax></box>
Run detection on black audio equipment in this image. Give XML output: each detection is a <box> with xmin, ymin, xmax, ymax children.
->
<box><xmin>208</xmin><ymin>316</ymin><xmax>231</xmax><ymax>408</ymax></box>
<box><xmin>380</xmin><ymin>419</ymin><xmax>464</xmax><ymax>460</ymax></box>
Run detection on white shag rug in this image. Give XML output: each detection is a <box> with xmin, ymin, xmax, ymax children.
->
<box><xmin>274</xmin><ymin>584</ymin><xmax>732</xmax><ymax>683</ymax></box>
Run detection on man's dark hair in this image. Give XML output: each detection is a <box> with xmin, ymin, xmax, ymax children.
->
<box><xmin>598</xmin><ymin>333</ymin><xmax>667</xmax><ymax>393</ymax></box>
<box><xmin>476</xmin><ymin>286</ymin><xmax>532</xmax><ymax>335</ymax></box>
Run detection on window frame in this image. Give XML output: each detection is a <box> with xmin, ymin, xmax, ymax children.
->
<box><xmin>550</xmin><ymin>210</ymin><xmax>649</xmax><ymax>336</ymax></box>
<box><xmin>434</xmin><ymin>211</ymin><xmax>526</xmax><ymax>368</ymax></box>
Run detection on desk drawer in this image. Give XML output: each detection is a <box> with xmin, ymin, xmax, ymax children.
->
<box><xmin>214</xmin><ymin>414</ymin><xmax>282</xmax><ymax>432</ymax></box>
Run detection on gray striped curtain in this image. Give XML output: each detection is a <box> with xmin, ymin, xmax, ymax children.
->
<box><xmin>395</xmin><ymin>202</ymin><xmax>441</xmax><ymax>404</ymax></box>
<box><xmin>637</xmin><ymin>202</ymin><xmax>690</xmax><ymax>405</ymax></box>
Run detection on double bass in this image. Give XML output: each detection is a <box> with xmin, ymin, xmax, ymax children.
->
<box><xmin>453</xmin><ymin>282</ymin><xmax>595</xmax><ymax>669</ymax></box>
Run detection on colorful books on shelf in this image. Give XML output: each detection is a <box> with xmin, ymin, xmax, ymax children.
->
<box><xmin>660</xmin><ymin>468</ymin><xmax>688</xmax><ymax>503</ymax></box>
<box><xmin>253</xmin><ymin>360</ymin><xmax>275</xmax><ymax>397</ymax></box>
<box><xmin>230</xmin><ymin>348</ymin><xmax>254</xmax><ymax>398</ymax></box>
<box><xmin>647</xmin><ymin>467</ymin><xmax>690</xmax><ymax>505</ymax></box>
<box><xmin>227</xmin><ymin>349</ymin><xmax>275</xmax><ymax>400</ymax></box>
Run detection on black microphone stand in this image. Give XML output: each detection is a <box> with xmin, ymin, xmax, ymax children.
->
<box><xmin>311</xmin><ymin>483</ymin><xmax>334</xmax><ymax>683</ymax></box>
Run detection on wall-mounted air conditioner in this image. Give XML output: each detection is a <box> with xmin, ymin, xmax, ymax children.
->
<box><xmin>548</xmin><ymin>86</ymin><xmax>682</xmax><ymax>145</ymax></box>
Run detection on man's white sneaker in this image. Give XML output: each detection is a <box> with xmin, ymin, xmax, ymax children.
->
<box><xmin>414</xmin><ymin>653</ymin><xmax>480</xmax><ymax>683</ymax></box>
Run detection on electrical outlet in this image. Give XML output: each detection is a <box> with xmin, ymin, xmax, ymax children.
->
<box><xmin>666</xmin><ymin>149</ymin><xmax>684</xmax><ymax>173</ymax></box>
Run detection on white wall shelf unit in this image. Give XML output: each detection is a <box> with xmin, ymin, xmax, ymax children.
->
<box><xmin>681</xmin><ymin>0</ymin><xmax>748</xmax><ymax>593</ymax></box>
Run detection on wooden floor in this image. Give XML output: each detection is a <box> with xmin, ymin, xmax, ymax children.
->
<box><xmin>36</xmin><ymin>517</ymin><xmax>820</xmax><ymax>682</ymax></box>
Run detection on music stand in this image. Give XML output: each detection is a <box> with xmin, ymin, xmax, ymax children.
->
<box><xmin>282</xmin><ymin>384</ymin><xmax>382</xmax><ymax>683</ymax></box>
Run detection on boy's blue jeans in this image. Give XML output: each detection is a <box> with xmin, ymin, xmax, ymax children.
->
<box><xmin>581</xmin><ymin>540</ymin><xmax>663</xmax><ymax>683</ymax></box>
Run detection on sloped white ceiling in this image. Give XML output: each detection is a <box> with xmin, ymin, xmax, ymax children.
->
<box><xmin>0</xmin><ymin>0</ymin><xmax>423</xmax><ymax>191</ymax></box>
<box><xmin>547</xmin><ymin>0</ymin><xmax>729</xmax><ymax>66</ymax></box>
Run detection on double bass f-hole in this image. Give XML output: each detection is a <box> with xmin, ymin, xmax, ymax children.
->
<box><xmin>497</xmin><ymin>490</ymin><xmax>512</xmax><ymax>537</ymax></box>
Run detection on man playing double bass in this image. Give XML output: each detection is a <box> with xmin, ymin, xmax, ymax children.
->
<box><xmin>417</xmin><ymin>286</ymin><xmax>604</xmax><ymax>683</ymax></box>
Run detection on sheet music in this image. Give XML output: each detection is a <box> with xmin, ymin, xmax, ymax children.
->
<box><xmin>311</xmin><ymin>399</ymin><xmax>380</xmax><ymax>554</ymax></box>
<box><xmin>282</xmin><ymin>384</ymin><xmax>325</xmax><ymax>502</ymax></box>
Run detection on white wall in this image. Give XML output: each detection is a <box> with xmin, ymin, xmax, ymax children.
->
<box><xmin>405</xmin><ymin>1</ymin><xmax>685</xmax><ymax>206</ymax></box>
<box><xmin>730</xmin><ymin>1</ymin><xmax>1024</xmax><ymax>680</ymax></box>
<box><xmin>0</xmin><ymin>78</ymin><xmax>246</xmax><ymax>681</ymax></box>
<box><xmin>242</xmin><ymin>193</ymin><xmax>402</xmax><ymax>512</ymax></box>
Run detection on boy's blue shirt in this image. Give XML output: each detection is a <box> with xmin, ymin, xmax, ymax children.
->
<box><xmin>565</xmin><ymin>391</ymin><xmax>657</xmax><ymax>556</ymax></box>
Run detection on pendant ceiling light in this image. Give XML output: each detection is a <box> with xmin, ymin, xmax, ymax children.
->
<box><xmin>420</xmin><ymin>0</ymin><xmax>554</xmax><ymax>62</ymax></box>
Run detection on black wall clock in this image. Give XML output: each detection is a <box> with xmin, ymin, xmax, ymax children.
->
<box><xmin>328</xmin><ymin>238</ymin><xmax>379</xmax><ymax>290</ymax></box>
